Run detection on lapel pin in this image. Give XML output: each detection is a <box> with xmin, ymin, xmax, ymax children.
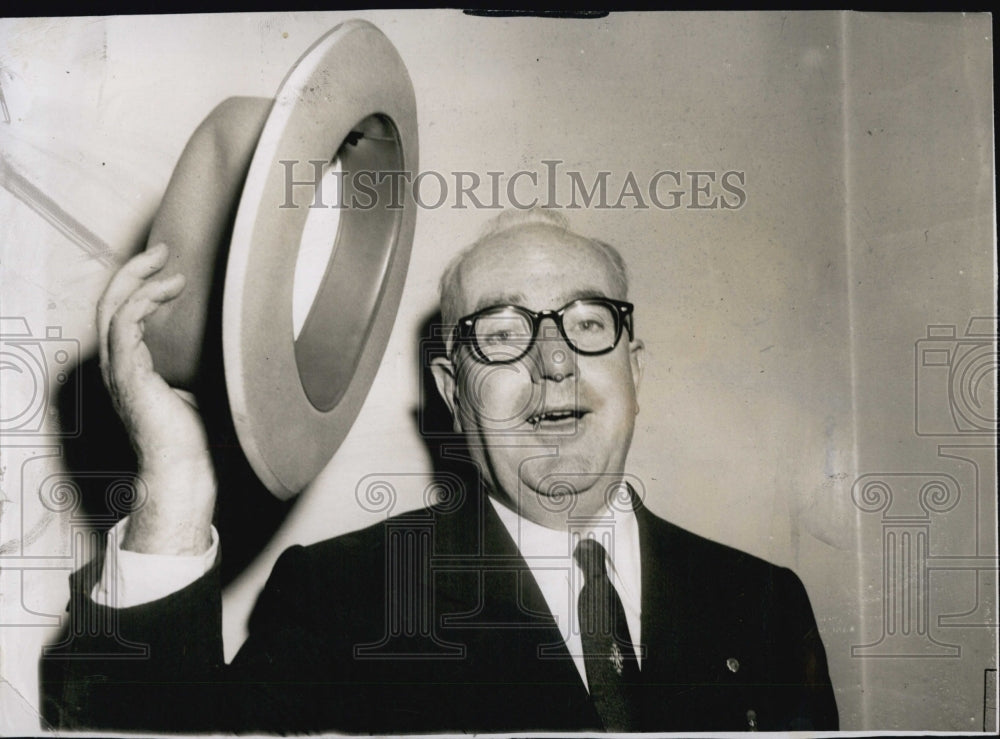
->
<box><xmin>726</xmin><ymin>657</ymin><xmax>740</xmax><ymax>673</ymax></box>
<box><xmin>610</xmin><ymin>642</ymin><xmax>624</xmax><ymax>675</ymax></box>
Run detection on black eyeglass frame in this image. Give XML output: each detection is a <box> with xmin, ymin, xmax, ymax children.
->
<box><xmin>454</xmin><ymin>298</ymin><xmax>635</xmax><ymax>365</ymax></box>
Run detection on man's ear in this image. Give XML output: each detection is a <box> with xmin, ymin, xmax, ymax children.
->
<box><xmin>629</xmin><ymin>338</ymin><xmax>646</xmax><ymax>395</ymax></box>
<box><xmin>430</xmin><ymin>356</ymin><xmax>463</xmax><ymax>432</ymax></box>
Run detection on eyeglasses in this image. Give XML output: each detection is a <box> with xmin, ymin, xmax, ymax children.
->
<box><xmin>454</xmin><ymin>298</ymin><xmax>635</xmax><ymax>364</ymax></box>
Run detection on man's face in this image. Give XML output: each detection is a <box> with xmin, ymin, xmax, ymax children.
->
<box><xmin>431</xmin><ymin>224</ymin><xmax>645</xmax><ymax>528</ymax></box>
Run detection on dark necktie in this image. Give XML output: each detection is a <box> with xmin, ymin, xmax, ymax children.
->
<box><xmin>574</xmin><ymin>538</ymin><xmax>640</xmax><ymax>731</ymax></box>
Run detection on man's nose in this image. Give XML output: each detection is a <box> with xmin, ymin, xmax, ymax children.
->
<box><xmin>532</xmin><ymin>318</ymin><xmax>576</xmax><ymax>382</ymax></box>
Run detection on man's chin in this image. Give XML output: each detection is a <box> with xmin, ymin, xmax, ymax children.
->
<box><xmin>518</xmin><ymin>455</ymin><xmax>611</xmax><ymax>500</ymax></box>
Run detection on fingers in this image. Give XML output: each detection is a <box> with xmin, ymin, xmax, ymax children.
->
<box><xmin>97</xmin><ymin>243</ymin><xmax>171</xmax><ymax>378</ymax></box>
<box><xmin>100</xmin><ymin>258</ymin><xmax>186</xmax><ymax>392</ymax></box>
<box><xmin>172</xmin><ymin>388</ymin><xmax>200</xmax><ymax>411</ymax></box>
<box><xmin>106</xmin><ymin>273</ymin><xmax>186</xmax><ymax>376</ymax></box>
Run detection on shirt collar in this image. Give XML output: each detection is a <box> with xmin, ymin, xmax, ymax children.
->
<box><xmin>486</xmin><ymin>486</ymin><xmax>641</xmax><ymax>607</ymax></box>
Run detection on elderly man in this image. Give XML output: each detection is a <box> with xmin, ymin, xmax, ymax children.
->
<box><xmin>41</xmin><ymin>178</ymin><xmax>838</xmax><ymax>732</ymax></box>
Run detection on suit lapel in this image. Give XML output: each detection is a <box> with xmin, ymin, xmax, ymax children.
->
<box><xmin>427</xmin><ymin>491</ymin><xmax>599</xmax><ymax>730</ymax></box>
<box><xmin>635</xmin><ymin>495</ymin><xmax>684</xmax><ymax>685</ymax></box>
<box><xmin>635</xmin><ymin>495</ymin><xmax>727</xmax><ymax>683</ymax></box>
<box><xmin>427</xmin><ymin>485</ymin><xmax>707</xmax><ymax>728</ymax></box>
<box><xmin>633</xmin><ymin>494</ymin><xmax>761</xmax><ymax>731</ymax></box>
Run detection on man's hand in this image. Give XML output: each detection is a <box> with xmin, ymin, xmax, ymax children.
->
<box><xmin>98</xmin><ymin>243</ymin><xmax>216</xmax><ymax>555</ymax></box>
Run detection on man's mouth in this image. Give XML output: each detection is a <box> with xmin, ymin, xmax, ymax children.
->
<box><xmin>526</xmin><ymin>408</ymin><xmax>588</xmax><ymax>429</ymax></box>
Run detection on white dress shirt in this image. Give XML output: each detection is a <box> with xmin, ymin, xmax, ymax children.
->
<box><xmin>93</xmin><ymin>490</ymin><xmax>643</xmax><ymax>692</ymax></box>
<box><xmin>487</xmin><ymin>493</ymin><xmax>643</xmax><ymax>690</ymax></box>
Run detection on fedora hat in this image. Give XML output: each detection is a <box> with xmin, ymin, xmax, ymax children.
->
<box><xmin>141</xmin><ymin>20</ymin><xmax>418</xmax><ymax>499</ymax></box>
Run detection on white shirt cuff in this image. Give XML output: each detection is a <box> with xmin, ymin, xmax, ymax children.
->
<box><xmin>90</xmin><ymin>517</ymin><xmax>219</xmax><ymax>608</ymax></box>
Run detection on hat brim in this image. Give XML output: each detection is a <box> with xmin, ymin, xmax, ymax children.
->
<box><xmin>145</xmin><ymin>20</ymin><xmax>418</xmax><ymax>499</ymax></box>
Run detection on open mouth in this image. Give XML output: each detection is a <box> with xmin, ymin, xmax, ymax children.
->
<box><xmin>526</xmin><ymin>408</ymin><xmax>587</xmax><ymax>428</ymax></box>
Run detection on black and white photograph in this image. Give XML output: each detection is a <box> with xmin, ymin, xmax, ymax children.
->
<box><xmin>0</xmin><ymin>9</ymin><xmax>996</xmax><ymax>734</ymax></box>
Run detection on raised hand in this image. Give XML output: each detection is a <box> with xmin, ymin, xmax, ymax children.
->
<box><xmin>97</xmin><ymin>243</ymin><xmax>216</xmax><ymax>555</ymax></box>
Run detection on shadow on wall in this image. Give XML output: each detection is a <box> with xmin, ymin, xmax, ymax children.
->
<box><xmin>52</xmin><ymin>252</ymin><xmax>296</xmax><ymax>591</ymax></box>
<box><xmin>411</xmin><ymin>310</ymin><xmax>484</xmax><ymax>496</ymax></box>
<box><xmin>41</xmin><ymin>264</ymin><xmax>294</xmax><ymax>726</ymax></box>
<box><xmin>53</xmin><ymin>353</ymin><xmax>297</xmax><ymax>588</ymax></box>
<box><xmin>46</xmin><ymin>311</ymin><xmax>476</xmax><ymax>590</ymax></box>
<box><xmin>39</xmin><ymin>297</ymin><xmax>478</xmax><ymax>720</ymax></box>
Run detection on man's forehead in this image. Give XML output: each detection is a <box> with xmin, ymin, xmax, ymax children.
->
<box><xmin>455</xmin><ymin>224</ymin><xmax>621</xmax><ymax>311</ymax></box>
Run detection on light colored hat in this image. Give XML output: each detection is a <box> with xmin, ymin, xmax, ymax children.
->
<box><xmin>142</xmin><ymin>20</ymin><xmax>418</xmax><ymax>499</ymax></box>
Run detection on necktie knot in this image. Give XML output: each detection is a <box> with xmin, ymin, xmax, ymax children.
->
<box><xmin>574</xmin><ymin>538</ymin><xmax>609</xmax><ymax>584</ymax></box>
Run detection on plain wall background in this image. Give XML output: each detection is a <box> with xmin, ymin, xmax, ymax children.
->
<box><xmin>0</xmin><ymin>11</ymin><xmax>994</xmax><ymax>732</ymax></box>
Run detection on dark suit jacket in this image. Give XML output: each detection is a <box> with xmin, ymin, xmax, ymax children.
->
<box><xmin>41</xmin><ymin>490</ymin><xmax>838</xmax><ymax>733</ymax></box>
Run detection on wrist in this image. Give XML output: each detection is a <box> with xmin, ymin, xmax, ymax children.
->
<box><xmin>122</xmin><ymin>462</ymin><xmax>217</xmax><ymax>556</ymax></box>
<box><xmin>121</xmin><ymin>510</ymin><xmax>214</xmax><ymax>556</ymax></box>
